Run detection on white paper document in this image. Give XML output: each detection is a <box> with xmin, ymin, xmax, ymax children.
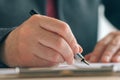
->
<box><xmin>55</xmin><ymin>62</ymin><xmax>120</xmax><ymax>72</ymax></box>
<box><xmin>0</xmin><ymin>62</ymin><xmax>120</xmax><ymax>75</ymax></box>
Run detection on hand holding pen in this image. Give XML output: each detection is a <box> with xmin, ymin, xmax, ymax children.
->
<box><xmin>3</xmin><ymin>9</ymin><xmax>88</xmax><ymax>68</ymax></box>
<box><xmin>30</xmin><ymin>10</ymin><xmax>89</xmax><ymax>65</ymax></box>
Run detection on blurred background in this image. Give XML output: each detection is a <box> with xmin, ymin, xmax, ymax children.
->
<box><xmin>98</xmin><ymin>5</ymin><xmax>117</xmax><ymax>41</ymax></box>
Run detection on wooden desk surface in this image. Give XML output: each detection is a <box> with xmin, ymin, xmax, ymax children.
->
<box><xmin>2</xmin><ymin>76</ymin><xmax>120</xmax><ymax>80</ymax></box>
<box><xmin>1</xmin><ymin>73</ymin><xmax>120</xmax><ymax>80</ymax></box>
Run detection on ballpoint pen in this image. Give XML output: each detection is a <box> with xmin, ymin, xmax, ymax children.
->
<box><xmin>29</xmin><ymin>9</ymin><xmax>89</xmax><ymax>65</ymax></box>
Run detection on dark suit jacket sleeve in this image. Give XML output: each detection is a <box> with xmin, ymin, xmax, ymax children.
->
<box><xmin>102</xmin><ymin>0</ymin><xmax>120</xmax><ymax>29</ymax></box>
<box><xmin>0</xmin><ymin>27</ymin><xmax>15</xmax><ymax>68</ymax></box>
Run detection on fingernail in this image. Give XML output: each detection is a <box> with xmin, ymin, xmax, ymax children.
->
<box><xmin>78</xmin><ymin>45</ymin><xmax>83</xmax><ymax>53</ymax></box>
<box><xmin>74</xmin><ymin>44</ymin><xmax>83</xmax><ymax>54</ymax></box>
<box><xmin>90</xmin><ymin>56</ymin><xmax>97</xmax><ymax>62</ymax></box>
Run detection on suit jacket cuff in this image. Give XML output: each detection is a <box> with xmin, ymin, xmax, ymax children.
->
<box><xmin>0</xmin><ymin>27</ymin><xmax>16</xmax><ymax>68</ymax></box>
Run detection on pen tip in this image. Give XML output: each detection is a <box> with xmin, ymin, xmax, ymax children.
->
<box><xmin>83</xmin><ymin>60</ymin><xmax>90</xmax><ymax>65</ymax></box>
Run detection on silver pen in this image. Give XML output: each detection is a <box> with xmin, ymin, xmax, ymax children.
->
<box><xmin>74</xmin><ymin>53</ymin><xmax>89</xmax><ymax>65</ymax></box>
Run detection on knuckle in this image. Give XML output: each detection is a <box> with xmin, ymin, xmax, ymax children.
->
<box><xmin>97</xmin><ymin>41</ymin><xmax>106</xmax><ymax>47</ymax></box>
<box><xmin>111</xmin><ymin>40</ymin><xmax>119</xmax><ymax>46</ymax></box>
<box><xmin>106</xmin><ymin>46</ymin><xmax>116</xmax><ymax>53</ymax></box>
<box><xmin>56</xmin><ymin>37</ymin><xmax>64</xmax><ymax>49</ymax></box>
<box><xmin>70</xmin><ymin>38</ymin><xmax>75</xmax><ymax>46</ymax></box>
<box><xmin>60</xmin><ymin>22</ymin><xmax>70</xmax><ymax>33</ymax></box>
<box><xmin>111</xmin><ymin>36</ymin><xmax>120</xmax><ymax>46</ymax></box>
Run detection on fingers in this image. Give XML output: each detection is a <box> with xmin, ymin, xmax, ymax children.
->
<box><xmin>88</xmin><ymin>31</ymin><xmax>120</xmax><ymax>63</ymax></box>
<box><xmin>85</xmin><ymin>53</ymin><xmax>91</xmax><ymax>60</ymax></box>
<box><xmin>37</xmin><ymin>27</ymin><xmax>74</xmax><ymax>64</ymax></box>
<box><xmin>19</xmin><ymin>54</ymin><xmax>58</xmax><ymax>68</ymax></box>
<box><xmin>100</xmin><ymin>35</ymin><xmax>120</xmax><ymax>62</ymax></box>
<box><xmin>89</xmin><ymin>33</ymin><xmax>114</xmax><ymax>62</ymax></box>
<box><xmin>30</xmin><ymin>15</ymin><xmax>81</xmax><ymax>54</ymax></box>
<box><xmin>112</xmin><ymin>50</ymin><xmax>120</xmax><ymax>62</ymax></box>
<box><xmin>33</xmin><ymin>55</ymin><xmax>59</xmax><ymax>68</ymax></box>
<box><xmin>33</xmin><ymin>41</ymin><xmax>64</xmax><ymax>63</ymax></box>
<box><xmin>78</xmin><ymin>45</ymin><xmax>83</xmax><ymax>53</ymax></box>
